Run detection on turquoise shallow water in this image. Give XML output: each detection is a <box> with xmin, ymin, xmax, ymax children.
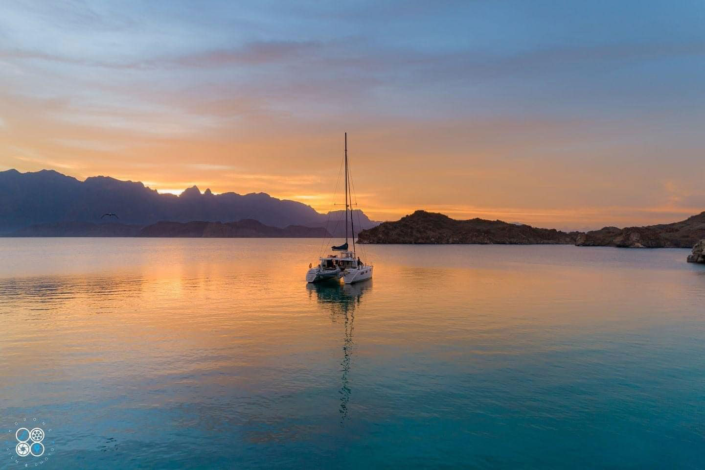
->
<box><xmin>1</xmin><ymin>239</ymin><xmax>705</xmax><ymax>469</ymax></box>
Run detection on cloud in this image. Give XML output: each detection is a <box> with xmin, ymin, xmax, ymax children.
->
<box><xmin>173</xmin><ymin>41</ymin><xmax>322</xmax><ymax>67</ymax></box>
<box><xmin>11</xmin><ymin>154</ymin><xmax>76</xmax><ymax>171</ymax></box>
<box><xmin>0</xmin><ymin>40</ymin><xmax>324</xmax><ymax>71</ymax></box>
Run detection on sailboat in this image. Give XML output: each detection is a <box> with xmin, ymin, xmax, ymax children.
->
<box><xmin>306</xmin><ymin>133</ymin><xmax>373</xmax><ymax>284</ymax></box>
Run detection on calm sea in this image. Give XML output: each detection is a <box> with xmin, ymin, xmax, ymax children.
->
<box><xmin>1</xmin><ymin>239</ymin><xmax>705</xmax><ymax>469</ymax></box>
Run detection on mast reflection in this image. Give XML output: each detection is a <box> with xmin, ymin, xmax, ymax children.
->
<box><xmin>307</xmin><ymin>281</ymin><xmax>372</xmax><ymax>424</ymax></box>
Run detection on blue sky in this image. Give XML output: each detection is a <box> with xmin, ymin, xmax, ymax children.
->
<box><xmin>1</xmin><ymin>0</ymin><xmax>704</xmax><ymax>228</ymax></box>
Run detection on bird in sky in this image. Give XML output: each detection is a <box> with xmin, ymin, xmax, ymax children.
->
<box><xmin>101</xmin><ymin>213</ymin><xmax>119</xmax><ymax>219</ymax></box>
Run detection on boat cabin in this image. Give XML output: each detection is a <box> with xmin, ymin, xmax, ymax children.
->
<box><xmin>319</xmin><ymin>251</ymin><xmax>359</xmax><ymax>270</ymax></box>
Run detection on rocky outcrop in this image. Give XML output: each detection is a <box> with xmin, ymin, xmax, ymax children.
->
<box><xmin>576</xmin><ymin>212</ymin><xmax>705</xmax><ymax>248</ymax></box>
<box><xmin>357</xmin><ymin>210</ymin><xmax>578</xmax><ymax>245</ymax></box>
<box><xmin>687</xmin><ymin>240</ymin><xmax>705</xmax><ymax>263</ymax></box>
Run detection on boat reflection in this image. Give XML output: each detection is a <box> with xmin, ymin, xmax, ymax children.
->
<box><xmin>306</xmin><ymin>279</ymin><xmax>371</xmax><ymax>315</ymax></box>
<box><xmin>307</xmin><ymin>280</ymin><xmax>372</xmax><ymax>424</ymax></box>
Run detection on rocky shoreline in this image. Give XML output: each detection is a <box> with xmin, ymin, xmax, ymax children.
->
<box><xmin>575</xmin><ymin>212</ymin><xmax>705</xmax><ymax>248</ymax></box>
<box><xmin>688</xmin><ymin>240</ymin><xmax>705</xmax><ymax>264</ymax></box>
<box><xmin>358</xmin><ymin>210</ymin><xmax>705</xmax><ymax>249</ymax></box>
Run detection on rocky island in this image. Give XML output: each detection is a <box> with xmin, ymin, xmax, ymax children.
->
<box><xmin>688</xmin><ymin>240</ymin><xmax>705</xmax><ymax>264</ymax></box>
<box><xmin>357</xmin><ymin>210</ymin><xmax>578</xmax><ymax>245</ymax></box>
<box><xmin>358</xmin><ymin>210</ymin><xmax>705</xmax><ymax>250</ymax></box>
<box><xmin>575</xmin><ymin>211</ymin><xmax>705</xmax><ymax>248</ymax></box>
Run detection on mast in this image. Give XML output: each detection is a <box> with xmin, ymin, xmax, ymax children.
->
<box><xmin>344</xmin><ymin>132</ymin><xmax>349</xmax><ymax>246</ymax></box>
<box><xmin>349</xmin><ymin>136</ymin><xmax>356</xmax><ymax>256</ymax></box>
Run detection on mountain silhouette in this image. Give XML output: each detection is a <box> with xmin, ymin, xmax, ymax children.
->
<box><xmin>0</xmin><ymin>169</ymin><xmax>377</xmax><ymax>236</ymax></box>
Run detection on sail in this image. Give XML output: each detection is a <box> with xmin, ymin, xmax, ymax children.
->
<box><xmin>332</xmin><ymin>242</ymin><xmax>348</xmax><ymax>251</ymax></box>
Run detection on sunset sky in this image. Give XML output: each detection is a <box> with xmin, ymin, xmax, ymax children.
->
<box><xmin>1</xmin><ymin>0</ymin><xmax>704</xmax><ymax>230</ymax></box>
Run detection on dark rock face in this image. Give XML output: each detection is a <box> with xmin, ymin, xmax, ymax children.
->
<box><xmin>9</xmin><ymin>219</ymin><xmax>330</xmax><ymax>238</ymax></box>
<box><xmin>688</xmin><ymin>240</ymin><xmax>705</xmax><ymax>263</ymax></box>
<box><xmin>11</xmin><ymin>222</ymin><xmax>142</xmax><ymax>237</ymax></box>
<box><xmin>357</xmin><ymin>210</ymin><xmax>578</xmax><ymax>245</ymax></box>
<box><xmin>0</xmin><ymin>169</ymin><xmax>377</xmax><ymax>236</ymax></box>
<box><xmin>577</xmin><ymin>212</ymin><xmax>705</xmax><ymax>248</ymax></box>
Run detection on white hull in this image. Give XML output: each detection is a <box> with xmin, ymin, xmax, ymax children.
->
<box><xmin>306</xmin><ymin>267</ymin><xmax>341</xmax><ymax>283</ymax></box>
<box><xmin>342</xmin><ymin>265</ymin><xmax>373</xmax><ymax>284</ymax></box>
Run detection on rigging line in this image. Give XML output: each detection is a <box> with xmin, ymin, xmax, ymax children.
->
<box><xmin>349</xmin><ymin>173</ymin><xmax>367</xmax><ymax>262</ymax></box>
<box><xmin>346</xmin><ymin>133</ymin><xmax>357</xmax><ymax>256</ymax></box>
<box><xmin>349</xmin><ymin>165</ymin><xmax>355</xmax><ymax>256</ymax></box>
<box><xmin>347</xmin><ymin>159</ymin><xmax>360</xmax><ymax>221</ymax></box>
<box><xmin>348</xmin><ymin>162</ymin><xmax>359</xmax><ymax>207</ymax></box>
<box><xmin>319</xmin><ymin>210</ymin><xmax>333</xmax><ymax>257</ymax></box>
<box><xmin>347</xmin><ymin>149</ymin><xmax>368</xmax><ymax>262</ymax></box>
<box><xmin>350</xmin><ymin>178</ymin><xmax>365</xmax><ymax>266</ymax></box>
<box><xmin>344</xmin><ymin>132</ymin><xmax>349</xmax><ymax>245</ymax></box>
<box><xmin>319</xmin><ymin>151</ymin><xmax>346</xmax><ymax>257</ymax></box>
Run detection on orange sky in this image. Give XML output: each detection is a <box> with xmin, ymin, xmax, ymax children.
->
<box><xmin>1</xmin><ymin>1</ymin><xmax>704</xmax><ymax>230</ymax></box>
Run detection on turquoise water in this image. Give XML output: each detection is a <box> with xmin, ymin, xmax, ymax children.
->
<box><xmin>1</xmin><ymin>239</ymin><xmax>705</xmax><ymax>469</ymax></box>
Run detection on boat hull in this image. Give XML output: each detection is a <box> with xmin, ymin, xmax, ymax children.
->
<box><xmin>306</xmin><ymin>268</ymin><xmax>341</xmax><ymax>283</ymax></box>
<box><xmin>342</xmin><ymin>266</ymin><xmax>373</xmax><ymax>284</ymax></box>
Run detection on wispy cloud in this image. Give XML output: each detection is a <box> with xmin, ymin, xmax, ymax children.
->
<box><xmin>173</xmin><ymin>41</ymin><xmax>322</xmax><ymax>67</ymax></box>
<box><xmin>12</xmin><ymin>154</ymin><xmax>76</xmax><ymax>171</ymax></box>
<box><xmin>186</xmin><ymin>163</ymin><xmax>239</xmax><ymax>171</ymax></box>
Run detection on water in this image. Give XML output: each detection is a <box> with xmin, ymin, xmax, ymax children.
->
<box><xmin>1</xmin><ymin>239</ymin><xmax>705</xmax><ymax>469</ymax></box>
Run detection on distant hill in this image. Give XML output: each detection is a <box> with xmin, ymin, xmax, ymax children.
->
<box><xmin>0</xmin><ymin>169</ymin><xmax>377</xmax><ymax>236</ymax></box>
<box><xmin>575</xmin><ymin>212</ymin><xmax>705</xmax><ymax>248</ymax></box>
<box><xmin>139</xmin><ymin>220</ymin><xmax>329</xmax><ymax>238</ymax></box>
<box><xmin>358</xmin><ymin>209</ymin><xmax>705</xmax><ymax>248</ymax></box>
<box><xmin>11</xmin><ymin>221</ymin><xmax>143</xmax><ymax>237</ymax></box>
<box><xmin>10</xmin><ymin>219</ymin><xmax>330</xmax><ymax>238</ymax></box>
<box><xmin>357</xmin><ymin>210</ymin><xmax>579</xmax><ymax>244</ymax></box>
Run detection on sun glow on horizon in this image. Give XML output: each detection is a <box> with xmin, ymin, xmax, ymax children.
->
<box><xmin>156</xmin><ymin>189</ymin><xmax>186</xmax><ymax>196</ymax></box>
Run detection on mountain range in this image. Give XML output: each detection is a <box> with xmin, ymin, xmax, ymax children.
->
<box><xmin>0</xmin><ymin>169</ymin><xmax>377</xmax><ymax>236</ymax></box>
<box><xmin>5</xmin><ymin>169</ymin><xmax>704</xmax><ymax>247</ymax></box>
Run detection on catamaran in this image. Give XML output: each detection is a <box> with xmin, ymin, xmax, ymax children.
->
<box><xmin>306</xmin><ymin>134</ymin><xmax>373</xmax><ymax>284</ymax></box>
